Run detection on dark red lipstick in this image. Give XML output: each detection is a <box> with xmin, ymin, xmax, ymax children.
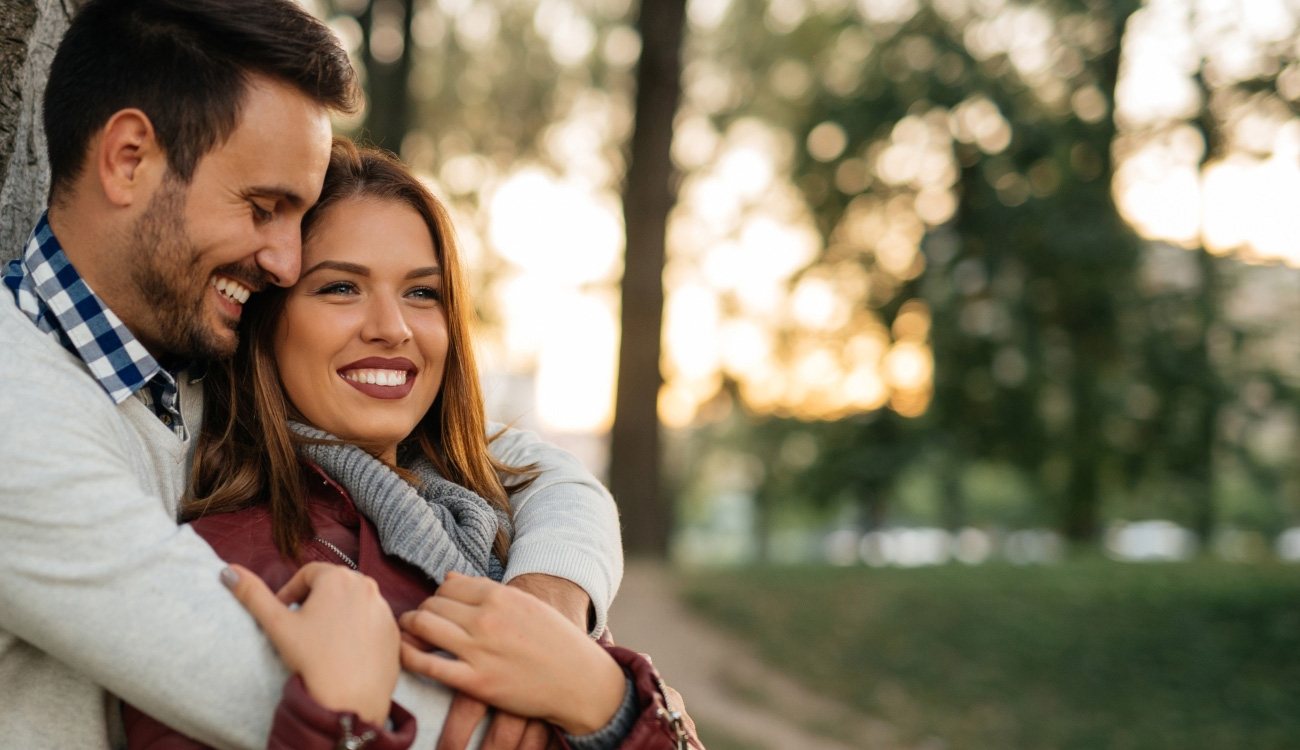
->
<box><xmin>338</xmin><ymin>357</ymin><xmax>418</xmax><ymax>399</ymax></box>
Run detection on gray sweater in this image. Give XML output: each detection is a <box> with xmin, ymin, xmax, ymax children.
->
<box><xmin>0</xmin><ymin>291</ymin><xmax>622</xmax><ymax>750</ymax></box>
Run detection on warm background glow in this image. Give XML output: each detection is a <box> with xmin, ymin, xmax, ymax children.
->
<box><xmin>311</xmin><ymin>0</ymin><xmax>1300</xmax><ymax>449</ymax></box>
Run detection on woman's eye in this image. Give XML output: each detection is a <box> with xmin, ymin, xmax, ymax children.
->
<box><xmin>408</xmin><ymin>286</ymin><xmax>442</xmax><ymax>302</ymax></box>
<box><xmin>315</xmin><ymin>281</ymin><xmax>358</xmax><ymax>296</ymax></box>
<box><xmin>250</xmin><ymin>202</ymin><xmax>274</xmax><ymax>223</ymax></box>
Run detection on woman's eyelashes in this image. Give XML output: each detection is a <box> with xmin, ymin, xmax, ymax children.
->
<box><xmin>406</xmin><ymin>285</ymin><xmax>442</xmax><ymax>303</ymax></box>
<box><xmin>312</xmin><ymin>280</ymin><xmax>359</xmax><ymax>296</ymax></box>
<box><xmin>308</xmin><ymin>280</ymin><xmax>441</xmax><ymax>302</ymax></box>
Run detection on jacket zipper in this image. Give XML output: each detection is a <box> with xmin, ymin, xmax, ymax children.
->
<box><xmin>313</xmin><ymin>536</ymin><xmax>358</xmax><ymax>570</ymax></box>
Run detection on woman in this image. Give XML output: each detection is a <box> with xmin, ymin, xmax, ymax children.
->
<box><xmin>125</xmin><ymin>139</ymin><xmax>701</xmax><ymax>749</ymax></box>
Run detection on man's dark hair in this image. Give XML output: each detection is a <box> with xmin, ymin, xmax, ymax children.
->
<box><xmin>43</xmin><ymin>0</ymin><xmax>358</xmax><ymax>201</ymax></box>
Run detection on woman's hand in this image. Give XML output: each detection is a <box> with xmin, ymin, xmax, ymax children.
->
<box><xmin>399</xmin><ymin>573</ymin><xmax>626</xmax><ymax>736</ymax></box>
<box><xmin>222</xmin><ymin>562</ymin><xmax>400</xmax><ymax>726</ymax></box>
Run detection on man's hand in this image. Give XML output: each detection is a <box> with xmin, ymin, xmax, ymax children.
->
<box><xmin>222</xmin><ymin>563</ymin><xmax>400</xmax><ymax>726</ymax></box>
<box><xmin>506</xmin><ymin>573</ymin><xmax>591</xmax><ymax>631</ymax></box>
<box><xmin>435</xmin><ymin>691</ymin><xmax>551</xmax><ymax>750</ymax></box>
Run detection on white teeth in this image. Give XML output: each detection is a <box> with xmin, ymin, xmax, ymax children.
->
<box><xmin>212</xmin><ymin>277</ymin><xmax>251</xmax><ymax>304</ymax></box>
<box><xmin>342</xmin><ymin>368</ymin><xmax>409</xmax><ymax>387</ymax></box>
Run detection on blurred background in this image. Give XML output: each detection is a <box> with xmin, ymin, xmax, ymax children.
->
<box><xmin>308</xmin><ymin>0</ymin><xmax>1300</xmax><ymax>747</ymax></box>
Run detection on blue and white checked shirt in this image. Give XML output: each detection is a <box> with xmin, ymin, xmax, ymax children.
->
<box><xmin>3</xmin><ymin>212</ymin><xmax>188</xmax><ymax>436</ymax></box>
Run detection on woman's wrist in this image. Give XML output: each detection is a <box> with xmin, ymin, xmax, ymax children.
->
<box><xmin>563</xmin><ymin>675</ymin><xmax>639</xmax><ymax>750</ymax></box>
<box><xmin>301</xmin><ymin>672</ymin><xmax>392</xmax><ymax>727</ymax></box>
<box><xmin>550</xmin><ymin>651</ymin><xmax>628</xmax><ymax>735</ymax></box>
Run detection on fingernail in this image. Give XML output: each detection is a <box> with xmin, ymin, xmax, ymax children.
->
<box><xmin>220</xmin><ymin>567</ymin><xmax>240</xmax><ymax>590</ymax></box>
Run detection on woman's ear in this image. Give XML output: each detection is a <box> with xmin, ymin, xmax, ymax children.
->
<box><xmin>95</xmin><ymin>108</ymin><xmax>165</xmax><ymax>207</ymax></box>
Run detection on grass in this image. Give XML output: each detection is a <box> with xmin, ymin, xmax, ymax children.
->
<box><xmin>682</xmin><ymin>560</ymin><xmax>1300</xmax><ymax>750</ymax></box>
<box><xmin>690</xmin><ymin>720</ymin><xmax>759</xmax><ymax>750</ymax></box>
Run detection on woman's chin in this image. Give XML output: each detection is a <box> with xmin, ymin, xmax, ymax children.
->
<box><xmin>328</xmin><ymin>430</ymin><xmax>407</xmax><ymax>464</ymax></box>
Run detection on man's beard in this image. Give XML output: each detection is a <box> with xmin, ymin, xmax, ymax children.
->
<box><xmin>128</xmin><ymin>176</ymin><xmax>240</xmax><ymax>361</ymax></box>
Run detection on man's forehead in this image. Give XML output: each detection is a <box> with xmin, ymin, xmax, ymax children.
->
<box><xmin>202</xmin><ymin>78</ymin><xmax>332</xmax><ymax>199</ymax></box>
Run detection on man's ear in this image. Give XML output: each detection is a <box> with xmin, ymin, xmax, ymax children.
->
<box><xmin>96</xmin><ymin>109</ymin><xmax>165</xmax><ymax>207</ymax></box>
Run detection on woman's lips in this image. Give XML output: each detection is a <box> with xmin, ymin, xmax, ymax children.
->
<box><xmin>339</xmin><ymin>358</ymin><xmax>417</xmax><ymax>400</ymax></box>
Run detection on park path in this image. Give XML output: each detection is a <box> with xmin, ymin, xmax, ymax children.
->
<box><xmin>607</xmin><ymin>561</ymin><xmax>918</xmax><ymax>750</ymax></box>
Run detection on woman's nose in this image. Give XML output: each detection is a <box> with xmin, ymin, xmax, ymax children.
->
<box><xmin>361</xmin><ymin>297</ymin><xmax>412</xmax><ymax>345</ymax></box>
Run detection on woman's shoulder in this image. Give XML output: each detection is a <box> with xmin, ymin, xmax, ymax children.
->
<box><xmin>186</xmin><ymin>464</ymin><xmax>359</xmax><ymax>584</ymax></box>
<box><xmin>188</xmin><ymin>504</ymin><xmax>282</xmax><ymax>565</ymax></box>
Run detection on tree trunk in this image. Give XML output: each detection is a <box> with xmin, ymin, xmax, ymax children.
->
<box><xmin>0</xmin><ymin>0</ymin><xmax>75</xmax><ymax>262</ymax></box>
<box><xmin>359</xmin><ymin>0</ymin><xmax>414</xmax><ymax>153</ymax></box>
<box><xmin>609</xmin><ymin>0</ymin><xmax>686</xmax><ymax>558</ymax></box>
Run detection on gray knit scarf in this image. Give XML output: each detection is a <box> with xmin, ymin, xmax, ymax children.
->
<box><xmin>289</xmin><ymin>421</ymin><xmax>510</xmax><ymax>583</ymax></box>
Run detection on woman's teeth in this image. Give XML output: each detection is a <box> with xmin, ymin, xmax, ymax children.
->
<box><xmin>213</xmin><ymin>277</ymin><xmax>251</xmax><ymax>304</ymax></box>
<box><xmin>342</xmin><ymin>369</ymin><xmax>409</xmax><ymax>386</ymax></box>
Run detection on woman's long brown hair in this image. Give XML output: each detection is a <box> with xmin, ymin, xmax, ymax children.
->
<box><xmin>185</xmin><ymin>138</ymin><xmax>529</xmax><ymax>562</ymax></box>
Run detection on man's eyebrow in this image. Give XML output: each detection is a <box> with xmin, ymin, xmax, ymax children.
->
<box><xmin>405</xmin><ymin>266</ymin><xmax>441</xmax><ymax>280</ymax></box>
<box><xmin>247</xmin><ymin>185</ymin><xmax>307</xmax><ymax>208</ymax></box>
<box><xmin>301</xmin><ymin>260</ymin><xmax>369</xmax><ymax>278</ymax></box>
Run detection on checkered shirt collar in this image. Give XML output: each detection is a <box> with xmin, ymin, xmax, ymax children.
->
<box><xmin>3</xmin><ymin>212</ymin><xmax>164</xmax><ymax>404</ymax></box>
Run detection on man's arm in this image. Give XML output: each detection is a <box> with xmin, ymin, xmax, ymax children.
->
<box><xmin>0</xmin><ymin>360</ymin><xmax>287</xmax><ymax>750</ymax></box>
<box><xmin>487</xmin><ymin>424</ymin><xmax>623</xmax><ymax>637</ymax></box>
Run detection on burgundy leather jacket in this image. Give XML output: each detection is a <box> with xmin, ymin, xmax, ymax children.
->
<box><xmin>126</xmin><ymin>463</ymin><xmax>702</xmax><ymax>749</ymax></box>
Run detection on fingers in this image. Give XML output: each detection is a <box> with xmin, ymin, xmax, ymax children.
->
<box><xmin>221</xmin><ymin>564</ymin><xmax>290</xmax><ymax>642</ymax></box>
<box><xmin>483</xmin><ymin>712</ymin><xmax>529</xmax><ymax>750</ymax></box>
<box><xmin>434</xmin><ymin>572</ymin><xmax>496</xmax><ymax>605</ymax></box>
<box><xmin>415</xmin><ymin>593</ymin><xmax>480</xmax><ymax>630</ymax></box>
<box><xmin>400</xmin><ymin>640</ymin><xmax>473</xmax><ymax>687</ymax></box>
<box><xmin>436</xmin><ymin>691</ymin><xmax>489</xmax><ymax>750</ymax></box>
<box><xmin>401</xmin><ymin>630</ymin><xmax>429</xmax><ymax>650</ymax></box>
<box><xmin>274</xmin><ymin>561</ymin><xmax>336</xmax><ymax>605</ymax></box>
<box><xmin>400</xmin><ymin>608</ymin><xmax>470</xmax><ymax>651</ymax></box>
<box><xmin>518</xmin><ymin>718</ymin><xmax>553</xmax><ymax>750</ymax></box>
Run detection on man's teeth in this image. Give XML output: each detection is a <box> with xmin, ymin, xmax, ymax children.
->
<box><xmin>213</xmin><ymin>277</ymin><xmax>251</xmax><ymax>304</ymax></box>
<box><xmin>342</xmin><ymin>369</ymin><xmax>409</xmax><ymax>387</ymax></box>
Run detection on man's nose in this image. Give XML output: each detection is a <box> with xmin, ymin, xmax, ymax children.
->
<box><xmin>256</xmin><ymin>224</ymin><xmax>302</xmax><ymax>287</ymax></box>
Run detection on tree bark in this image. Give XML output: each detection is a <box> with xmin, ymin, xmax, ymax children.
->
<box><xmin>0</xmin><ymin>0</ymin><xmax>75</xmax><ymax>262</ymax></box>
<box><xmin>608</xmin><ymin>0</ymin><xmax>686</xmax><ymax>558</ymax></box>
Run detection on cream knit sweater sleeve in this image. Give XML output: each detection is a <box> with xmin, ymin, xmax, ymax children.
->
<box><xmin>487</xmin><ymin>425</ymin><xmax>623</xmax><ymax>637</ymax></box>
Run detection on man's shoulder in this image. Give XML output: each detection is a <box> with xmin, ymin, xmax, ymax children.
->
<box><xmin>0</xmin><ymin>291</ymin><xmax>114</xmax><ymax>415</ymax></box>
<box><xmin>0</xmin><ymin>290</ymin><xmax>67</xmax><ymax>361</ymax></box>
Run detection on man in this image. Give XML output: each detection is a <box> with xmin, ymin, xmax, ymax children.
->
<box><xmin>0</xmin><ymin>1</ymin><xmax>622</xmax><ymax>748</ymax></box>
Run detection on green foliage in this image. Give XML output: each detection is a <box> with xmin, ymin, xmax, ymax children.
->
<box><xmin>684</xmin><ymin>562</ymin><xmax>1300</xmax><ymax>749</ymax></box>
<box><xmin>683</xmin><ymin>0</ymin><xmax>1300</xmax><ymax>546</ymax></box>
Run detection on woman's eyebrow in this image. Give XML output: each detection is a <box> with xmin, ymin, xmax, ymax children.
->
<box><xmin>405</xmin><ymin>266</ymin><xmax>441</xmax><ymax>280</ymax></box>
<box><xmin>301</xmin><ymin>260</ymin><xmax>369</xmax><ymax>278</ymax></box>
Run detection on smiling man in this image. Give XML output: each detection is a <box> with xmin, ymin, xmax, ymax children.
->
<box><xmin>0</xmin><ymin>1</ymin><xmax>622</xmax><ymax>748</ymax></box>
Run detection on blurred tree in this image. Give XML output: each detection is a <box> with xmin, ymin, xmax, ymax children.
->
<box><xmin>679</xmin><ymin>0</ymin><xmax>1300</xmax><ymax>553</ymax></box>
<box><xmin>610</xmin><ymin>0</ymin><xmax>687</xmax><ymax>557</ymax></box>
<box><xmin>1115</xmin><ymin>0</ymin><xmax>1300</xmax><ymax>542</ymax></box>
<box><xmin>750</xmin><ymin>0</ymin><xmax>1147</xmax><ymax>544</ymax></box>
<box><xmin>358</xmin><ymin>0</ymin><xmax>416</xmax><ymax>151</ymax></box>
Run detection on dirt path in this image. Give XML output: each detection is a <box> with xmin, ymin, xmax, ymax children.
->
<box><xmin>607</xmin><ymin>561</ymin><xmax>916</xmax><ymax>750</ymax></box>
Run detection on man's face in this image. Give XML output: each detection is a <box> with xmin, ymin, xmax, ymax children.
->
<box><xmin>127</xmin><ymin>76</ymin><xmax>333</xmax><ymax>361</ymax></box>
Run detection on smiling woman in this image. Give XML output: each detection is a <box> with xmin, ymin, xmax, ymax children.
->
<box><xmin>187</xmin><ymin>138</ymin><xmax>514</xmax><ymax>564</ymax></box>
<box><xmin>274</xmin><ymin>197</ymin><xmax>450</xmax><ymax>464</ymax></box>
<box><xmin>130</xmin><ymin>138</ymin><xmax>703</xmax><ymax>749</ymax></box>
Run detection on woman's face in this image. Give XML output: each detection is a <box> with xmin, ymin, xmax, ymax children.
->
<box><xmin>274</xmin><ymin>196</ymin><xmax>449</xmax><ymax>462</ymax></box>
